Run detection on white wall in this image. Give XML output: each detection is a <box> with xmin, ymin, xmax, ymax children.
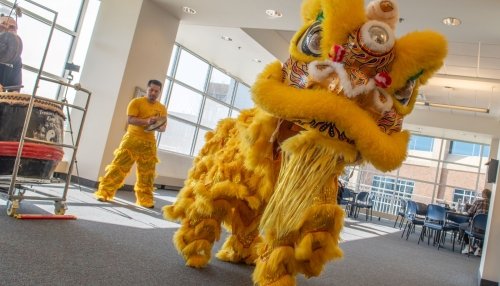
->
<box><xmin>479</xmin><ymin>138</ymin><xmax>500</xmax><ymax>284</ymax></box>
<box><xmin>74</xmin><ymin>0</ymin><xmax>187</xmax><ymax>187</ymax></box>
<box><xmin>75</xmin><ymin>0</ymin><xmax>144</xmax><ymax>181</ymax></box>
<box><xmin>154</xmin><ymin>151</ymin><xmax>193</xmax><ymax>188</ymax></box>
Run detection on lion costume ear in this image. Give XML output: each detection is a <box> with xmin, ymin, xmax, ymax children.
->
<box><xmin>388</xmin><ymin>30</ymin><xmax>448</xmax><ymax>115</ymax></box>
<box><xmin>319</xmin><ymin>0</ymin><xmax>366</xmax><ymax>56</ymax></box>
<box><xmin>291</xmin><ymin>0</ymin><xmax>366</xmax><ymax>62</ymax></box>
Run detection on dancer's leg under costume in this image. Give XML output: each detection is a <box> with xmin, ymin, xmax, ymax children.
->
<box><xmin>95</xmin><ymin>134</ymin><xmax>158</xmax><ymax>207</ymax></box>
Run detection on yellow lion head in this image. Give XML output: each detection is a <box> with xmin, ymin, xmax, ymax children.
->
<box><xmin>252</xmin><ymin>0</ymin><xmax>447</xmax><ymax>171</ymax></box>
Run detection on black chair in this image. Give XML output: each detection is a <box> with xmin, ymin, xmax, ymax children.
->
<box><xmin>393</xmin><ymin>198</ymin><xmax>407</xmax><ymax>229</ymax></box>
<box><xmin>415</xmin><ymin>202</ymin><xmax>428</xmax><ymax>217</ymax></box>
<box><xmin>352</xmin><ymin>191</ymin><xmax>373</xmax><ymax>221</ymax></box>
<box><xmin>337</xmin><ymin>183</ymin><xmax>355</xmax><ymax>216</ymax></box>
<box><xmin>418</xmin><ymin>204</ymin><xmax>447</xmax><ymax>249</ymax></box>
<box><xmin>401</xmin><ymin>200</ymin><xmax>424</xmax><ymax>240</ymax></box>
<box><xmin>444</xmin><ymin>212</ymin><xmax>470</xmax><ymax>252</ymax></box>
<box><xmin>461</xmin><ymin>213</ymin><xmax>488</xmax><ymax>257</ymax></box>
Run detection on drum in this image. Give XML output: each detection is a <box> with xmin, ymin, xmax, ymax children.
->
<box><xmin>0</xmin><ymin>93</ymin><xmax>65</xmax><ymax>179</ymax></box>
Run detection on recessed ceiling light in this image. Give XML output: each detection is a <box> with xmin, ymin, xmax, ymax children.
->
<box><xmin>442</xmin><ymin>17</ymin><xmax>461</xmax><ymax>26</ymax></box>
<box><xmin>182</xmin><ymin>6</ymin><xmax>197</xmax><ymax>15</ymax></box>
<box><xmin>253</xmin><ymin>59</ymin><xmax>262</xmax><ymax>63</ymax></box>
<box><xmin>221</xmin><ymin>36</ymin><xmax>232</xmax><ymax>41</ymax></box>
<box><xmin>265</xmin><ymin>9</ymin><xmax>283</xmax><ymax>18</ymax></box>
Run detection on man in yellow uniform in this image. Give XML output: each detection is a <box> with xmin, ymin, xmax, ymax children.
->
<box><xmin>94</xmin><ymin>79</ymin><xmax>167</xmax><ymax>208</ymax></box>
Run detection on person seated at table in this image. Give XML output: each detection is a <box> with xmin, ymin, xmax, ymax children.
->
<box><xmin>461</xmin><ymin>188</ymin><xmax>491</xmax><ymax>255</ymax></box>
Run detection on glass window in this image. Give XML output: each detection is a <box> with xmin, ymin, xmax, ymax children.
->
<box><xmin>349</xmin><ymin>135</ymin><xmax>489</xmax><ymax>217</ymax></box>
<box><xmin>44</xmin><ymin>29</ymin><xmax>73</xmax><ymax>76</ymax></box>
<box><xmin>233</xmin><ymin>83</ymin><xmax>254</xmax><ymax>110</ymax></box>
<box><xmin>160</xmin><ymin>79</ymin><xmax>171</xmax><ymax>106</ymax></box>
<box><xmin>482</xmin><ymin>145</ymin><xmax>490</xmax><ymax>157</ymax></box>
<box><xmin>158</xmin><ymin>118</ymin><xmax>195</xmax><ymax>154</ymax></box>
<box><xmin>408</xmin><ymin>135</ymin><xmax>434</xmax><ymax>152</ymax></box>
<box><xmin>17</xmin><ymin>7</ymin><xmax>78</xmax><ymax>75</ymax></box>
<box><xmin>230</xmin><ymin>109</ymin><xmax>240</xmax><ymax>118</ymax></box>
<box><xmin>371</xmin><ymin>175</ymin><xmax>414</xmax><ymax>215</ymax></box>
<box><xmin>6</xmin><ymin>0</ymin><xmax>95</xmax><ymax>99</ymax></box>
<box><xmin>22</xmin><ymin>70</ymin><xmax>61</xmax><ymax>99</ymax></box>
<box><xmin>20</xmin><ymin>0</ymin><xmax>83</xmax><ymax>31</ymax></box>
<box><xmin>168</xmin><ymin>83</ymin><xmax>203</xmax><ymax>123</ymax></box>
<box><xmin>200</xmin><ymin>98</ymin><xmax>230</xmax><ymax>129</ymax></box>
<box><xmin>193</xmin><ymin>128</ymin><xmax>209</xmax><ymax>156</ymax></box>
<box><xmin>449</xmin><ymin>140</ymin><xmax>483</xmax><ymax>156</ymax></box>
<box><xmin>63</xmin><ymin>0</ymin><xmax>100</xmax><ymax>104</ymax></box>
<box><xmin>17</xmin><ymin>15</ymin><xmax>52</xmax><ymax>69</ymax></box>
<box><xmin>167</xmin><ymin>45</ymin><xmax>178</xmax><ymax>77</ymax></box>
<box><xmin>161</xmin><ymin>44</ymin><xmax>253</xmax><ymax>156</ymax></box>
<box><xmin>453</xmin><ymin>189</ymin><xmax>477</xmax><ymax>204</ymax></box>
<box><xmin>175</xmin><ymin>50</ymin><xmax>209</xmax><ymax>91</ymax></box>
<box><xmin>207</xmin><ymin>68</ymin><xmax>235</xmax><ymax>104</ymax></box>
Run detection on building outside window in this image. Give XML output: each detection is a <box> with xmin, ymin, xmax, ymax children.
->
<box><xmin>449</xmin><ymin>140</ymin><xmax>490</xmax><ymax>157</ymax></box>
<box><xmin>453</xmin><ymin>189</ymin><xmax>478</xmax><ymax>205</ymax></box>
<box><xmin>371</xmin><ymin>176</ymin><xmax>414</xmax><ymax>215</ymax></box>
<box><xmin>158</xmin><ymin>44</ymin><xmax>252</xmax><ymax>156</ymax></box>
<box><xmin>408</xmin><ymin>134</ymin><xmax>434</xmax><ymax>152</ymax></box>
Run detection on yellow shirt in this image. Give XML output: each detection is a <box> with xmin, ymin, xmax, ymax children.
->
<box><xmin>126</xmin><ymin>97</ymin><xmax>167</xmax><ymax>142</ymax></box>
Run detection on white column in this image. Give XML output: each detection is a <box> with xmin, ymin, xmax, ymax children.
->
<box><xmin>479</xmin><ymin>138</ymin><xmax>500</xmax><ymax>284</ymax></box>
<box><xmin>73</xmin><ymin>0</ymin><xmax>179</xmax><ymax>183</ymax></box>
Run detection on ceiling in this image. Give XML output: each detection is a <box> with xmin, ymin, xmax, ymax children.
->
<box><xmin>153</xmin><ymin>0</ymin><xmax>500</xmax><ymax>145</ymax></box>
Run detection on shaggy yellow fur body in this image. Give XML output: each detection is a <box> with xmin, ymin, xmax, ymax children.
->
<box><xmin>164</xmin><ymin>108</ymin><xmax>276</xmax><ymax>267</ymax></box>
<box><xmin>163</xmin><ymin>0</ymin><xmax>447</xmax><ymax>285</ymax></box>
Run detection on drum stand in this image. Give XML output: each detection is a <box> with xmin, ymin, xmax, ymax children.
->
<box><xmin>1</xmin><ymin>78</ymin><xmax>92</xmax><ymax>216</ymax></box>
<box><xmin>0</xmin><ymin>0</ymin><xmax>92</xmax><ymax>217</ymax></box>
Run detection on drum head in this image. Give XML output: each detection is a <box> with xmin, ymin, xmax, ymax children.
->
<box><xmin>145</xmin><ymin>117</ymin><xmax>167</xmax><ymax>131</ymax></box>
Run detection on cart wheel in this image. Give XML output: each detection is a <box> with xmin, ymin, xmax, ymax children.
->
<box><xmin>6</xmin><ymin>200</ymin><xmax>19</xmax><ymax>217</ymax></box>
<box><xmin>54</xmin><ymin>201</ymin><xmax>67</xmax><ymax>215</ymax></box>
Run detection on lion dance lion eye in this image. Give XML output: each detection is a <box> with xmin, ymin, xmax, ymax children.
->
<box><xmin>358</xmin><ymin>20</ymin><xmax>395</xmax><ymax>55</ymax></box>
<box><xmin>369</xmin><ymin>25</ymin><xmax>389</xmax><ymax>45</ymax></box>
<box><xmin>297</xmin><ymin>21</ymin><xmax>323</xmax><ymax>57</ymax></box>
<box><xmin>394</xmin><ymin>79</ymin><xmax>417</xmax><ymax>106</ymax></box>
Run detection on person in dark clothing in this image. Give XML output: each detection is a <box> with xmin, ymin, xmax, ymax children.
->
<box><xmin>0</xmin><ymin>15</ymin><xmax>22</xmax><ymax>92</ymax></box>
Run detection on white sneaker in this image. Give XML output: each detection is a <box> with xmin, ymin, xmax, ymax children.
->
<box><xmin>462</xmin><ymin>245</ymin><xmax>471</xmax><ymax>254</ymax></box>
<box><xmin>474</xmin><ymin>248</ymin><xmax>482</xmax><ymax>256</ymax></box>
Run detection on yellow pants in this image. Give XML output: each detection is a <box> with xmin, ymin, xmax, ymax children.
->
<box><xmin>94</xmin><ymin>133</ymin><xmax>158</xmax><ymax>207</ymax></box>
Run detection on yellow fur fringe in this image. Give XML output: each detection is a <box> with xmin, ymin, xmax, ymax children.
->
<box><xmin>260</xmin><ymin>130</ymin><xmax>357</xmax><ymax>237</ymax></box>
<box><xmin>320</xmin><ymin>0</ymin><xmax>366</xmax><ymax>55</ymax></box>
<box><xmin>253</xmin><ymin>246</ymin><xmax>298</xmax><ymax>286</ymax></box>
<box><xmin>389</xmin><ymin>31</ymin><xmax>448</xmax><ymax>115</ymax></box>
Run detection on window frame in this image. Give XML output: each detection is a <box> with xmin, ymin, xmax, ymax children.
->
<box><xmin>158</xmin><ymin>43</ymin><xmax>252</xmax><ymax>157</ymax></box>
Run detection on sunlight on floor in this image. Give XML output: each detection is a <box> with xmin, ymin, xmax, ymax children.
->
<box><xmin>2</xmin><ymin>184</ymin><xmax>402</xmax><ymax>238</ymax></box>
<box><xmin>0</xmin><ymin>184</ymin><xmax>181</xmax><ymax>229</ymax></box>
<box><xmin>341</xmin><ymin>221</ymin><xmax>400</xmax><ymax>242</ymax></box>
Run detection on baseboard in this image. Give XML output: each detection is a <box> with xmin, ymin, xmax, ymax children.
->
<box><xmin>54</xmin><ymin>173</ymin><xmax>98</xmax><ymax>189</ymax></box>
<box><xmin>479</xmin><ymin>279</ymin><xmax>498</xmax><ymax>286</ymax></box>
<box><xmin>54</xmin><ymin>173</ymin><xmax>181</xmax><ymax>192</ymax></box>
<box><xmin>478</xmin><ymin>270</ymin><xmax>499</xmax><ymax>286</ymax></box>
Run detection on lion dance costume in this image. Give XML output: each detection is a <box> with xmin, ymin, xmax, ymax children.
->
<box><xmin>163</xmin><ymin>0</ymin><xmax>447</xmax><ymax>285</ymax></box>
